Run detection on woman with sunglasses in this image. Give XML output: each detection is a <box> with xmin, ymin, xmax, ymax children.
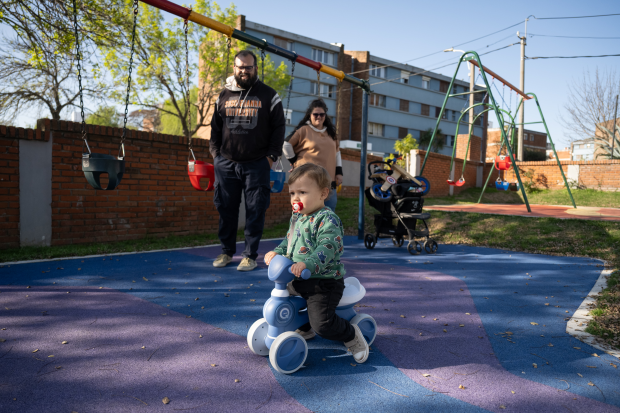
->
<box><xmin>282</xmin><ymin>99</ymin><xmax>343</xmax><ymax>211</ymax></box>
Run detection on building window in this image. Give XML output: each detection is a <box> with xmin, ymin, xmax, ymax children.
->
<box><xmin>274</xmin><ymin>37</ymin><xmax>293</xmax><ymax>51</ymax></box>
<box><xmin>368</xmin><ymin>122</ymin><xmax>384</xmax><ymax>136</ymax></box>
<box><xmin>312</xmin><ymin>48</ymin><xmax>334</xmax><ymax>66</ymax></box>
<box><xmin>398</xmin><ymin>127</ymin><xmax>408</xmax><ymax>140</ymax></box>
<box><xmin>574</xmin><ymin>144</ymin><xmax>580</xmax><ymax>149</ymax></box>
<box><xmin>284</xmin><ymin>109</ymin><xmax>292</xmax><ymax>125</ymax></box>
<box><xmin>311</xmin><ymin>82</ymin><xmax>334</xmax><ymax>98</ymax></box>
<box><xmin>440</xmin><ymin>81</ymin><xmax>450</xmax><ymax>93</ymax></box>
<box><xmin>400</xmin><ymin>70</ymin><xmax>409</xmax><ymax>84</ymax></box>
<box><xmin>422</xmin><ymin>76</ymin><xmax>430</xmax><ymax>89</ymax></box>
<box><xmin>421</xmin><ymin>104</ymin><xmax>430</xmax><ymax>116</ymax></box>
<box><xmin>451</xmin><ymin>110</ymin><xmax>457</xmax><ymax>122</ymax></box>
<box><xmin>445</xmin><ymin>135</ymin><xmax>454</xmax><ymax>147</ymax></box>
<box><xmin>586</xmin><ymin>143</ymin><xmax>591</xmax><ymax>148</ymax></box>
<box><xmin>369</xmin><ymin>64</ymin><xmax>386</xmax><ymax>78</ymax></box>
<box><xmin>399</xmin><ymin>99</ymin><xmax>409</xmax><ymax>112</ymax></box>
<box><xmin>435</xmin><ymin>107</ymin><xmax>443</xmax><ymax>118</ymax></box>
<box><xmin>369</xmin><ymin>94</ymin><xmax>386</xmax><ymax>107</ymax></box>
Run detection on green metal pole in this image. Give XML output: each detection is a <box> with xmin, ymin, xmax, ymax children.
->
<box><xmin>528</xmin><ymin>93</ymin><xmax>577</xmax><ymax>208</ymax></box>
<box><xmin>467</xmin><ymin>51</ymin><xmax>531</xmax><ymax>213</ymax></box>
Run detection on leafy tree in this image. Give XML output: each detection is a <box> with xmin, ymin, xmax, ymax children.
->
<box><xmin>385</xmin><ymin>134</ymin><xmax>419</xmax><ymax>167</ymax></box>
<box><xmin>419</xmin><ymin>128</ymin><xmax>445</xmax><ymax>152</ymax></box>
<box><xmin>85</xmin><ymin>105</ymin><xmax>121</xmax><ymax>127</ymax></box>
<box><xmin>100</xmin><ymin>0</ymin><xmax>291</xmax><ymax>138</ymax></box>
<box><xmin>0</xmin><ymin>1</ymin><xmax>127</xmax><ymax>122</ymax></box>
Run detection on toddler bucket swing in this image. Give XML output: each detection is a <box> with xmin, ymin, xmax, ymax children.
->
<box><xmin>73</xmin><ymin>0</ymin><xmax>140</xmax><ymax>190</ymax></box>
<box><xmin>495</xmin><ymin>177</ymin><xmax>510</xmax><ymax>191</ymax></box>
<box><xmin>184</xmin><ymin>16</ymin><xmax>214</xmax><ymax>192</ymax></box>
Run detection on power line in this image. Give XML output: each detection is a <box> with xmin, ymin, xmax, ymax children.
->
<box><xmin>348</xmin><ymin>20</ymin><xmax>523</xmax><ymax>75</ymax></box>
<box><xmin>530</xmin><ymin>33</ymin><xmax>620</xmax><ymax>39</ymax></box>
<box><xmin>526</xmin><ymin>54</ymin><xmax>620</xmax><ymax>60</ymax></box>
<box><xmin>532</xmin><ymin>13</ymin><xmax>620</xmax><ymax>20</ymax></box>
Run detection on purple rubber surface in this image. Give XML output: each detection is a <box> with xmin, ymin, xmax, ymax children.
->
<box><xmin>0</xmin><ymin>286</ymin><xmax>309</xmax><ymax>413</ymax></box>
<box><xmin>346</xmin><ymin>259</ymin><xmax>619</xmax><ymax>413</ymax></box>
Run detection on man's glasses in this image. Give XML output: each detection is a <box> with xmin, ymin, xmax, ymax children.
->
<box><xmin>312</xmin><ymin>113</ymin><xmax>326</xmax><ymax>118</ymax></box>
<box><xmin>235</xmin><ymin>65</ymin><xmax>255</xmax><ymax>72</ymax></box>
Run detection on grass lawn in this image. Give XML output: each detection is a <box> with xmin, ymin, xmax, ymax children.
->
<box><xmin>1</xmin><ymin>195</ymin><xmax>618</xmax><ymax>349</ymax></box>
<box><xmin>425</xmin><ymin>187</ymin><xmax>620</xmax><ymax>208</ymax></box>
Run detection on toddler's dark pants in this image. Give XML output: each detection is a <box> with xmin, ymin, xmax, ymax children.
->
<box><xmin>213</xmin><ymin>155</ymin><xmax>271</xmax><ymax>261</ymax></box>
<box><xmin>287</xmin><ymin>278</ymin><xmax>356</xmax><ymax>342</ymax></box>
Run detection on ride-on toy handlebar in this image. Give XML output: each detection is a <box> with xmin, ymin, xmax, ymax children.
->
<box><xmin>268</xmin><ymin>254</ymin><xmax>311</xmax><ymax>285</ymax></box>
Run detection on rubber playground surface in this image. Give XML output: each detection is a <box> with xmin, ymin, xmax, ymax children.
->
<box><xmin>1</xmin><ymin>237</ymin><xmax>619</xmax><ymax>412</ymax></box>
<box><xmin>425</xmin><ymin>203</ymin><xmax>620</xmax><ymax>222</ymax></box>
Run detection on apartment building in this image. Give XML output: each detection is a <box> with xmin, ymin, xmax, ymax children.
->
<box><xmin>199</xmin><ymin>15</ymin><xmax>487</xmax><ymax>158</ymax></box>
<box><xmin>485</xmin><ymin>128</ymin><xmax>547</xmax><ymax>161</ymax></box>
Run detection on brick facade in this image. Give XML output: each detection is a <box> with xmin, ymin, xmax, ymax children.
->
<box><xmin>414</xmin><ymin>150</ymin><xmax>481</xmax><ymax>197</ymax></box>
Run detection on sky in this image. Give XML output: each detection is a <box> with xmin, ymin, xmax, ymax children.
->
<box><xmin>11</xmin><ymin>0</ymin><xmax>620</xmax><ymax>149</ymax></box>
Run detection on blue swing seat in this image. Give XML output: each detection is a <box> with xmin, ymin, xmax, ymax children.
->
<box><xmin>495</xmin><ymin>179</ymin><xmax>510</xmax><ymax>191</ymax></box>
<box><xmin>270</xmin><ymin>170</ymin><xmax>286</xmax><ymax>193</ymax></box>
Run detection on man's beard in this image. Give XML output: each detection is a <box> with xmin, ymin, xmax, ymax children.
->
<box><xmin>234</xmin><ymin>71</ymin><xmax>257</xmax><ymax>89</ymax></box>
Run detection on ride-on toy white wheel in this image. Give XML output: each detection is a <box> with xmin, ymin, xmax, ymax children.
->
<box><xmin>247</xmin><ymin>318</ymin><xmax>269</xmax><ymax>356</ymax></box>
<box><xmin>269</xmin><ymin>331</ymin><xmax>308</xmax><ymax>374</ymax></box>
<box><xmin>350</xmin><ymin>313</ymin><xmax>377</xmax><ymax>346</ymax></box>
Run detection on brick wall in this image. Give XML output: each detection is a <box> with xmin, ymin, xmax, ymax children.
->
<box><xmin>0</xmin><ymin>128</ymin><xmax>29</xmax><ymax>248</ymax></box>
<box><xmin>505</xmin><ymin>160</ymin><xmax>620</xmax><ymax>191</ymax></box>
<box><xmin>456</xmin><ymin>134</ymin><xmax>481</xmax><ymax>161</ymax></box>
<box><xmin>415</xmin><ymin>150</ymin><xmax>480</xmax><ymax>197</ymax></box>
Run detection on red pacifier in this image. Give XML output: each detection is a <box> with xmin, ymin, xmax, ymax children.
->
<box><xmin>292</xmin><ymin>202</ymin><xmax>304</xmax><ymax>213</ymax></box>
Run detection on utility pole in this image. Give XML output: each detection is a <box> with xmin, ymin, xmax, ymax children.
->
<box><xmin>613</xmin><ymin>94</ymin><xmax>618</xmax><ymax>160</ymax></box>
<box><xmin>469</xmin><ymin>62</ymin><xmax>475</xmax><ymax>137</ymax></box>
<box><xmin>517</xmin><ymin>19</ymin><xmax>528</xmax><ymax>161</ymax></box>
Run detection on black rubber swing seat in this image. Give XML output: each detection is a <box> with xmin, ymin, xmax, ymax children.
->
<box><xmin>82</xmin><ymin>153</ymin><xmax>126</xmax><ymax>190</ymax></box>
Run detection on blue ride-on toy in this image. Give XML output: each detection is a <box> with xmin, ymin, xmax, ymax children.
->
<box><xmin>247</xmin><ymin>255</ymin><xmax>377</xmax><ymax>374</ymax></box>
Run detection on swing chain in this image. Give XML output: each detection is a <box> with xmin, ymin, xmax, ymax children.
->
<box><xmin>223</xmin><ymin>36</ymin><xmax>231</xmax><ymax>85</ymax></box>
<box><xmin>119</xmin><ymin>0</ymin><xmax>140</xmax><ymax>160</ymax></box>
<box><xmin>316</xmin><ymin>70</ymin><xmax>321</xmax><ymax>96</ymax></box>
<box><xmin>260</xmin><ymin>49</ymin><xmax>265</xmax><ymax>82</ymax></box>
<box><xmin>71</xmin><ymin>0</ymin><xmax>89</xmax><ymax>154</ymax></box>
<box><xmin>285</xmin><ymin>60</ymin><xmax>295</xmax><ymax>115</ymax></box>
<box><xmin>184</xmin><ymin>16</ymin><xmax>192</xmax><ymax>153</ymax></box>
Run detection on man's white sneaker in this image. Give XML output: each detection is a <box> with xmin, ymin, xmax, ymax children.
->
<box><xmin>237</xmin><ymin>257</ymin><xmax>257</xmax><ymax>271</ymax></box>
<box><xmin>213</xmin><ymin>254</ymin><xmax>232</xmax><ymax>268</ymax></box>
<box><xmin>344</xmin><ymin>325</ymin><xmax>369</xmax><ymax>363</ymax></box>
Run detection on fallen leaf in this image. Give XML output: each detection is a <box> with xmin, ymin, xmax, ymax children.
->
<box><xmin>195</xmin><ymin>298</ymin><xmax>199</xmax><ymax>301</ymax></box>
<box><xmin>458</xmin><ymin>385</ymin><xmax>465</xmax><ymax>389</ymax></box>
<box><xmin>511</xmin><ymin>391</ymin><xmax>515</xmax><ymax>394</ymax></box>
<box><xmin>350</xmin><ymin>363</ymin><xmax>357</xmax><ymax>367</ymax></box>
<box><xmin>548</xmin><ymin>343</ymin><xmax>554</xmax><ymax>347</ymax></box>
<box><xmin>234</xmin><ymin>379</ymin><xmax>240</xmax><ymax>383</ymax></box>
<box><xmin>199</xmin><ymin>335</ymin><xmax>203</xmax><ymax>338</ymax></box>
<box><xmin>588</xmin><ymin>382</ymin><xmax>594</xmax><ymax>386</ymax></box>
<box><xmin>422</xmin><ymin>374</ymin><xmax>431</xmax><ymax>377</ymax></box>
<box><xmin>433</xmin><ymin>318</ymin><xmax>438</xmax><ymax>321</ymax></box>
<box><xmin>211</xmin><ymin>364</ymin><xmax>217</xmax><ymax>367</ymax></box>
<box><xmin>143</xmin><ymin>277</ymin><xmax>149</xmax><ymax>281</ymax></box>
<box><xmin>577</xmin><ymin>373</ymin><xmax>583</xmax><ymax>377</ymax></box>
<box><xmin>465</xmin><ymin>313</ymin><xmax>470</xmax><ymax>315</ymax></box>
<box><xmin>533</xmin><ymin>363</ymin><xmax>537</xmax><ymax>368</ymax></box>
<box><xmin>610</xmin><ymin>363</ymin><xmax>617</xmax><ymax>368</ymax></box>
<box><xmin>250</xmin><ymin>299</ymin><xmax>256</xmax><ymax>302</ymax></box>
<box><xmin>322</xmin><ymin>358</ymin><xmax>326</xmax><ymax>361</ymax></box>
<box><xmin>500</xmin><ymin>406</ymin><xmax>506</xmax><ymax>410</ymax></box>
<box><xmin>530</xmin><ymin>322</ymin><xmax>538</xmax><ymax>325</ymax></box>
<box><xmin>459</xmin><ymin>324</ymin><xmax>465</xmax><ymax>327</ymax></box>
<box><xmin>592</xmin><ymin>353</ymin><xmax>600</xmax><ymax>358</ymax></box>
<box><xmin>141</xmin><ymin>346</ymin><xmax>145</xmax><ymax>349</ymax></box>
<box><xmin>48</xmin><ymin>355</ymin><xmax>54</xmax><ymax>357</ymax></box>
<box><xmin>443</xmin><ymin>329</ymin><xmax>447</xmax><ymax>333</ymax></box>
<box><xmin>573</xmin><ymin>347</ymin><xmax>581</xmax><ymax>350</ymax></box>
<box><xmin>587</xmin><ymin>366</ymin><xmax>597</xmax><ymax>368</ymax></box>
<box><xmin>32</xmin><ymin>349</ymin><xmax>38</xmax><ymax>353</ymax></box>
<box><xmin>400</xmin><ymin>315</ymin><xmax>406</xmax><ymax>318</ymax></box>
<box><xmin>162</xmin><ymin>397</ymin><xmax>170</xmax><ymax>404</ymax></box>
<box><xmin>545</xmin><ymin>303</ymin><xmax>549</xmax><ymax>306</ymax></box>
<box><xmin>62</xmin><ymin>341</ymin><xmax>68</xmax><ymax>344</ymax></box>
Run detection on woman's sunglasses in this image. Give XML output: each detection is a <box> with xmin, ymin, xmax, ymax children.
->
<box><xmin>312</xmin><ymin>113</ymin><xmax>326</xmax><ymax>118</ymax></box>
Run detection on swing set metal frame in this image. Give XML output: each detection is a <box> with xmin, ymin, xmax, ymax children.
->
<box><xmin>419</xmin><ymin>51</ymin><xmax>576</xmax><ymax>213</ymax></box>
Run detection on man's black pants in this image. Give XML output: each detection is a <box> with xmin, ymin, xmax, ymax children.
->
<box><xmin>287</xmin><ymin>278</ymin><xmax>355</xmax><ymax>342</ymax></box>
<box><xmin>213</xmin><ymin>156</ymin><xmax>271</xmax><ymax>261</ymax></box>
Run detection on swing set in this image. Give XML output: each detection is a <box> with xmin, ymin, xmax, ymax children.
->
<box><xmin>72</xmin><ymin>0</ymin><xmax>371</xmax><ymax>195</ymax></box>
<box><xmin>419</xmin><ymin>51</ymin><xmax>576</xmax><ymax>213</ymax></box>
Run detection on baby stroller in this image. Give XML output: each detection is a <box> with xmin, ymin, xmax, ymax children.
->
<box><xmin>364</xmin><ymin>159</ymin><xmax>438</xmax><ymax>255</ymax></box>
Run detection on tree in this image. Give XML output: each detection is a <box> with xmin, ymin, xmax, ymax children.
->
<box><xmin>419</xmin><ymin>128</ymin><xmax>445</xmax><ymax>152</ymax></box>
<box><xmin>85</xmin><ymin>105</ymin><xmax>121</xmax><ymax>127</ymax></box>
<box><xmin>593</xmin><ymin>124</ymin><xmax>620</xmax><ymax>160</ymax></box>
<box><xmin>385</xmin><ymin>134</ymin><xmax>420</xmax><ymax>167</ymax></box>
<box><xmin>0</xmin><ymin>1</ymin><xmax>127</xmax><ymax>122</ymax></box>
<box><xmin>561</xmin><ymin>68</ymin><xmax>620</xmax><ymax>142</ymax></box>
<box><xmin>100</xmin><ymin>0</ymin><xmax>291</xmax><ymax>138</ymax></box>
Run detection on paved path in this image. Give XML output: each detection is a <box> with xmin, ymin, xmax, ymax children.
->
<box><xmin>425</xmin><ymin>203</ymin><xmax>620</xmax><ymax>221</ymax></box>
<box><xmin>1</xmin><ymin>237</ymin><xmax>619</xmax><ymax>412</ymax></box>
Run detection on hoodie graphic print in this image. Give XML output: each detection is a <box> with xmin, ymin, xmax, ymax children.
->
<box><xmin>210</xmin><ymin>76</ymin><xmax>285</xmax><ymax>163</ymax></box>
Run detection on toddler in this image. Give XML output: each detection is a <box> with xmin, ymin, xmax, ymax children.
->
<box><xmin>264</xmin><ymin>163</ymin><xmax>369</xmax><ymax>363</ymax></box>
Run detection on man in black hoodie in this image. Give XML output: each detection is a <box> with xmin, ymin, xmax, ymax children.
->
<box><xmin>210</xmin><ymin>50</ymin><xmax>286</xmax><ymax>271</ymax></box>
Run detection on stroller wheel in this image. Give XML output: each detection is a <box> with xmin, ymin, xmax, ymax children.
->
<box><xmin>424</xmin><ymin>240</ymin><xmax>439</xmax><ymax>254</ymax></box>
<box><xmin>364</xmin><ymin>234</ymin><xmax>376</xmax><ymax>249</ymax></box>
<box><xmin>370</xmin><ymin>184</ymin><xmax>393</xmax><ymax>203</ymax></box>
<box><xmin>407</xmin><ymin>241</ymin><xmax>422</xmax><ymax>255</ymax></box>
<box><xmin>392</xmin><ymin>236</ymin><xmax>404</xmax><ymax>247</ymax></box>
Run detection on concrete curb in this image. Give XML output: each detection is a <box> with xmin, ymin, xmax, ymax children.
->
<box><xmin>566</xmin><ymin>268</ymin><xmax>620</xmax><ymax>360</ymax></box>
